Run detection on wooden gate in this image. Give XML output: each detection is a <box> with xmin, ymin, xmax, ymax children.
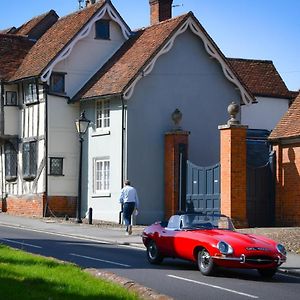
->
<box><xmin>185</xmin><ymin>161</ymin><xmax>220</xmax><ymax>214</ymax></box>
<box><xmin>247</xmin><ymin>130</ymin><xmax>276</xmax><ymax>227</ymax></box>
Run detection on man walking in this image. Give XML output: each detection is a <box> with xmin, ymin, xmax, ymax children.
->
<box><xmin>119</xmin><ymin>180</ymin><xmax>139</xmax><ymax>235</ymax></box>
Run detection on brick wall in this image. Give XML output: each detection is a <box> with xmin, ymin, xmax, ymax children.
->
<box><xmin>3</xmin><ymin>194</ymin><xmax>76</xmax><ymax>218</ymax></box>
<box><xmin>219</xmin><ymin>125</ymin><xmax>248</xmax><ymax>228</ymax></box>
<box><xmin>164</xmin><ymin>131</ymin><xmax>189</xmax><ymax>219</ymax></box>
<box><xmin>274</xmin><ymin>143</ymin><xmax>300</xmax><ymax>226</ymax></box>
<box><xmin>46</xmin><ymin>196</ymin><xmax>76</xmax><ymax>218</ymax></box>
<box><xmin>4</xmin><ymin>194</ymin><xmax>45</xmax><ymax>217</ymax></box>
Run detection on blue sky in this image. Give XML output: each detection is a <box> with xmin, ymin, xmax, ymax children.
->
<box><xmin>1</xmin><ymin>0</ymin><xmax>299</xmax><ymax>91</ymax></box>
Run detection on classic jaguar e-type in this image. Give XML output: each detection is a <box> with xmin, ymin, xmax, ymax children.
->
<box><xmin>142</xmin><ymin>213</ymin><xmax>287</xmax><ymax>277</ymax></box>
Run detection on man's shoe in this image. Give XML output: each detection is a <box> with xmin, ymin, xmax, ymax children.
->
<box><xmin>128</xmin><ymin>225</ymin><xmax>132</xmax><ymax>235</ymax></box>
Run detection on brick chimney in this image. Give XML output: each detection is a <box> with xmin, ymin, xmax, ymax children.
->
<box><xmin>85</xmin><ymin>0</ymin><xmax>96</xmax><ymax>7</ymax></box>
<box><xmin>149</xmin><ymin>0</ymin><xmax>173</xmax><ymax>25</ymax></box>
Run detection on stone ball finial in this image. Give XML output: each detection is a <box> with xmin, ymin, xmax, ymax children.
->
<box><xmin>171</xmin><ymin>108</ymin><xmax>182</xmax><ymax>130</ymax></box>
<box><xmin>227</xmin><ymin>101</ymin><xmax>240</xmax><ymax>125</ymax></box>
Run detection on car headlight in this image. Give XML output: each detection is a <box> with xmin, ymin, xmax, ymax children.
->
<box><xmin>217</xmin><ymin>241</ymin><xmax>233</xmax><ymax>254</ymax></box>
<box><xmin>276</xmin><ymin>244</ymin><xmax>287</xmax><ymax>256</ymax></box>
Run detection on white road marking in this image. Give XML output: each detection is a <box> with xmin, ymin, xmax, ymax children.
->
<box><xmin>168</xmin><ymin>274</ymin><xmax>259</xmax><ymax>299</ymax></box>
<box><xmin>70</xmin><ymin>253</ymin><xmax>131</xmax><ymax>267</ymax></box>
<box><xmin>0</xmin><ymin>224</ymin><xmax>144</xmax><ymax>251</ymax></box>
<box><xmin>0</xmin><ymin>238</ymin><xmax>42</xmax><ymax>249</ymax></box>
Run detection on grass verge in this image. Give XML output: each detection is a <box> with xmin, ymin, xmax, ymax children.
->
<box><xmin>0</xmin><ymin>244</ymin><xmax>140</xmax><ymax>300</ymax></box>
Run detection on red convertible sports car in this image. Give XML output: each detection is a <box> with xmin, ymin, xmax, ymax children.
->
<box><xmin>142</xmin><ymin>212</ymin><xmax>287</xmax><ymax>277</ymax></box>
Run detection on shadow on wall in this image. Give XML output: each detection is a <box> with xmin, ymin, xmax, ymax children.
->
<box><xmin>280</xmin><ymin>147</ymin><xmax>300</xmax><ymax>226</ymax></box>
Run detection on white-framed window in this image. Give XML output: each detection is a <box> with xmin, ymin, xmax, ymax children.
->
<box><xmin>96</xmin><ymin>100</ymin><xmax>110</xmax><ymax>129</ymax></box>
<box><xmin>94</xmin><ymin>158</ymin><xmax>110</xmax><ymax>193</ymax></box>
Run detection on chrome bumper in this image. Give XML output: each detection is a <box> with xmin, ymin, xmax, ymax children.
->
<box><xmin>212</xmin><ymin>254</ymin><xmax>286</xmax><ymax>265</ymax></box>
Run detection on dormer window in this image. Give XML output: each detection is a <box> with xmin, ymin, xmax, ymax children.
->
<box><xmin>50</xmin><ymin>72</ymin><xmax>66</xmax><ymax>94</ymax></box>
<box><xmin>95</xmin><ymin>20</ymin><xmax>110</xmax><ymax>40</ymax></box>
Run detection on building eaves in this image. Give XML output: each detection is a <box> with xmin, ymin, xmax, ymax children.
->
<box><xmin>269</xmin><ymin>93</ymin><xmax>300</xmax><ymax>141</ymax></box>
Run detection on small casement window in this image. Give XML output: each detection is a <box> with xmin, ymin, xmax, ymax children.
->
<box><xmin>49</xmin><ymin>157</ymin><xmax>64</xmax><ymax>176</ymax></box>
<box><xmin>22</xmin><ymin>141</ymin><xmax>37</xmax><ymax>180</ymax></box>
<box><xmin>96</xmin><ymin>99</ymin><xmax>110</xmax><ymax>129</ymax></box>
<box><xmin>5</xmin><ymin>91</ymin><xmax>18</xmax><ymax>106</ymax></box>
<box><xmin>50</xmin><ymin>73</ymin><xmax>65</xmax><ymax>94</ymax></box>
<box><xmin>95</xmin><ymin>20</ymin><xmax>110</xmax><ymax>40</ymax></box>
<box><xmin>23</xmin><ymin>81</ymin><xmax>38</xmax><ymax>104</ymax></box>
<box><xmin>4</xmin><ymin>143</ymin><xmax>18</xmax><ymax>182</ymax></box>
<box><xmin>94</xmin><ymin>159</ymin><xmax>110</xmax><ymax>193</ymax></box>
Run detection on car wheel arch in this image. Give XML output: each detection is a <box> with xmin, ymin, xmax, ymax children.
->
<box><xmin>193</xmin><ymin>246</ymin><xmax>205</xmax><ymax>261</ymax></box>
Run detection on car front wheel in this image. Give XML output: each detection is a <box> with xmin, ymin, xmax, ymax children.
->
<box><xmin>198</xmin><ymin>248</ymin><xmax>215</xmax><ymax>276</ymax></box>
<box><xmin>147</xmin><ymin>240</ymin><xmax>163</xmax><ymax>264</ymax></box>
<box><xmin>257</xmin><ymin>268</ymin><xmax>277</xmax><ymax>278</ymax></box>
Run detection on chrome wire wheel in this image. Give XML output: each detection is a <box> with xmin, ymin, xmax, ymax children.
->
<box><xmin>198</xmin><ymin>249</ymin><xmax>215</xmax><ymax>276</ymax></box>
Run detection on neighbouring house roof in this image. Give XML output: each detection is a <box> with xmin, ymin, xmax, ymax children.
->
<box><xmin>10</xmin><ymin>1</ymin><xmax>106</xmax><ymax>82</ymax></box>
<box><xmin>13</xmin><ymin>10</ymin><xmax>59</xmax><ymax>39</ymax></box>
<box><xmin>269</xmin><ymin>93</ymin><xmax>300</xmax><ymax>140</ymax></box>
<box><xmin>228</xmin><ymin>58</ymin><xmax>293</xmax><ymax>99</ymax></box>
<box><xmin>0</xmin><ymin>34</ymin><xmax>35</xmax><ymax>81</ymax></box>
<box><xmin>0</xmin><ymin>27</ymin><xmax>16</xmax><ymax>34</ymax></box>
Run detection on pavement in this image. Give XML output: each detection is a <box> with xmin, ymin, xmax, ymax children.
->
<box><xmin>0</xmin><ymin>213</ymin><xmax>300</xmax><ymax>278</ymax></box>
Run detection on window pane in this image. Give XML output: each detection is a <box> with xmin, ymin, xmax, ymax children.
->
<box><xmin>50</xmin><ymin>73</ymin><xmax>65</xmax><ymax>93</ymax></box>
<box><xmin>5</xmin><ymin>91</ymin><xmax>17</xmax><ymax>106</ymax></box>
<box><xmin>4</xmin><ymin>143</ymin><xmax>17</xmax><ymax>179</ymax></box>
<box><xmin>96</xmin><ymin>100</ymin><xmax>110</xmax><ymax>129</ymax></box>
<box><xmin>94</xmin><ymin>159</ymin><xmax>110</xmax><ymax>192</ymax></box>
<box><xmin>95</xmin><ymin>20</ymin><xmax>110</xmax><ymax>39</ymax></box>
<box><xmin>50</xmin><ymin>158</ymin><xmax>63</xmax><ymax>175</ymax></box>
<box><xmin>24</xmin><ymin>81</ymin><xmax>38</xmax><ymax>104</ymax></box>
<box><xmin>23</xmin><ymin>141</ymin><xmax>37</xmax><ymax>179</ymax></box>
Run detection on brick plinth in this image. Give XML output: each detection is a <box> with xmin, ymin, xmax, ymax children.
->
<box><xmin>273</xmin><ymin>143</ymin><xmax>300</xmax><ymax>226</ymax></box>
<box><xmin>219</xmin><ymin>124</ymin><xmax>248</xmax><ymax>228</ymax></box>
<box><xmin>3</xmin><ymin>194</ymin><xmax>76</xmax><ymax>218</ymax></box>
<box><xmin>5</xmin><ymin>194</ymin><xmax>45</xmax><ymax>217</ymax></box>
<box><xmin>45</xmin><ymin>196</ymin><xmax>77</xmax><ymax>217</ymax></box>
<box><xmin>164</xmin><ymin>131</ymin><xmax>189</xmax><ymax>219</ymax></box>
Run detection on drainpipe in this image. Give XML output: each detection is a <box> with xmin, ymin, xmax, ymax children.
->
<box><xmin>119</xmin><ymin>96</ymin><xmax>126</xmax><ymax>224</ymax></box>
<box><xmin>0</xmin><ymin>80</ymin><xmax>4</xmax><ymax>136</ymax></box>
<box><xmin>43</xmin><ymin>83</ymin><xmax>49</xmax><ymax>217</ymax></box>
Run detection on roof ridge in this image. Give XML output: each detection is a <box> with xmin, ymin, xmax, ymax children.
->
<box><xmin>57</xmin><ymin>0</ymin><xmax>105</xmax><ymax>22</ymax></box>
<box><xmin>228</xmin><ymin>57</ymin><xmax>273</xmax><ymax>64</ymax></box>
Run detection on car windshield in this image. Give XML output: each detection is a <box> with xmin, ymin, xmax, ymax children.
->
<box><xmin>180</xmin><ymin>214</ymin><xmax>235</xmax><ymax>231</ymax></box>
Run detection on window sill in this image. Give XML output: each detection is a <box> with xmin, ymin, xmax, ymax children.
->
<box><xmin>5</xmin><ymin>176</ymin><xmax>17</xmax><ymax>183</ymax></box>
<box><xmin>91</xmin><ymin>192</ymin><xmax>111</xmax><ymax>198</ymax></box>
<box><xmin>91</xmin><ymin>129</ymin><xmax>110</xmax><ymax>137</ymax></box>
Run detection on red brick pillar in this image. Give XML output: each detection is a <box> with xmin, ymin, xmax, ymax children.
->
<box><xmin>219</xmin><ymin>123</ymin><xmax>248</xmax><ymax>228</ymax></box>
<box><xmin>164</xmin><ymin>131</ymin><xmax>189</xmax><ymax>220</ymax></box>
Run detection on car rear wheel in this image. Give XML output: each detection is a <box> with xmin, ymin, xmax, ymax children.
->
<box><xmin>198</xmin><ymin>248</ymin><xmax>215</xmax><ymax>276</ymax></box>
<box><xmin>257</xmin><ymin>268</ymin><xmax>277</xmax><ymax>278</ymax></box>
<box><xmin>147</xmin><ymin>240</ymin><xmax>163</xmax><ymax>264</ymax></box>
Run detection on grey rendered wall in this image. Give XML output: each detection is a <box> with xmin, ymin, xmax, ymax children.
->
<box><xmin>127</xmin><ymin>29</ymin><xmax>241</xmax><ymax>224</ymax></box>
<box><xmin>80</xmin><ymin>97</ymin><xmax>123</xmax><ymax>222</ymax></box>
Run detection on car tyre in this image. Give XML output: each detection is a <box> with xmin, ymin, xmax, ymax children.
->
<box><xmin>147</xmin><ymin>240</ymin><xmax>163</xmax><ymax>264</ymax></box>
<box><xmin>198</xmin><ymin>248</ymin><xmax>215</xmax><ymax>276</ymax></box>
<box><xmin>257</xmin><ymin>268</ymin><xmax>277</xmax><ymax>278</ymax></box>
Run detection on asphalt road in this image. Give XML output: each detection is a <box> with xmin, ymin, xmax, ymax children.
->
<box><xmin>0</xmin><ymin>224</ymin><xmax>300</xmax><ymax>300</ymax></box>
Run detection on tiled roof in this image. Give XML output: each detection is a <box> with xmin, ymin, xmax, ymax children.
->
<box><xmin>14</xmin><ymin>10</ymin><xmax>58</xmax><ymax>37</ymax></box>
<box><xmin>0</xmin><ymin>27</ymin><xmax>16</xmax><ymax>34</ymax></box>
<box><xmin>10</xmin><ymin>1</ymin><xmax>106</xmax><ymax>81</ymax></box>
<box><xmin>0</xmin><ymin>34</ymin><xmax>35</xmax><ymax>81</ymax></box>
<box><xmin>228</xmin><ymin>58</ymin><xmax>292</xmax><ymax>99</ymax></box>
<box><xmin>269</xmin><ymin>93</ymin><xmax>300</xmax><ymax>140</ymax></box>
<box><xmin>73</xmin><ymin>13</ymin><xmax>194</xmax><ymax>100</ymax></box>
